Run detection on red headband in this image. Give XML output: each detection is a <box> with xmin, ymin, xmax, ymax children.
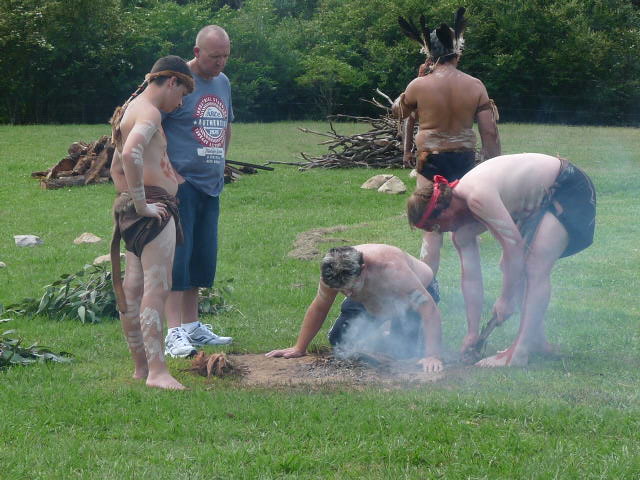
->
<box><xmin>416</xmin><ymin>175</ymin><xmax>458</xmax><ymax>229</ymax></box>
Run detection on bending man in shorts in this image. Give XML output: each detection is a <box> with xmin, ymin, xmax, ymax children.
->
<box><xmin>266</xmin><ymin>244</ymin><xmax>444</xmax><ymax>373</ymax></box>
<box><xmin>407</xmin><ymin>153</ymin><xmax>596</xmax><ymax>365</ymax></box>
<box><xmin>110</xmin><ymin>55</ymin><xmax>194</xmax><ymax>389</ymax></box>
<box><xmin>394</xmin><ymin>7</ymin><xmax>500</xmax><ymax>280</ymax></box>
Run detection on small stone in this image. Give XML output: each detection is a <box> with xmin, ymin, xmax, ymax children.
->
<box><xmin>361</xmin><ymin>174</ymin><xmax>393</xmax><ymax>190</ymax></box>
<box><xmin>409</xmin><ymin>169</ymin><xmax>418</xmax><ymax>178</ymax></box>
<box><xmin>0</xmin><ymin>261</ymin><xmax>6</xmax><ymax>268</ymax></box>
<box><xmin>93</xmin><ymin>253</ymin><xmax>125</xmax><ymax>265</ymax></box>
<box><xmin>377</xmin><ymin>176</ymin><xmax>407</xmax><ymax>194</ymax></box>
<box><xmin>74</xmin><ymin>232</ymin><xmax>102</xmax><ymax>245</ymax></box>
<box><xmin>14</xmin><ymin>235</ymin><xmax>43</xmax><ymax>247</ymax></box>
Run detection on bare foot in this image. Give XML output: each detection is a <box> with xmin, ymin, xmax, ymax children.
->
<box><xmin>475</xmin><ymin>345</ymin><xmax>528</xmax><ymax>368</ymax></box>
<box><xmin>132</xmin><ymin>368</ymin><xmax>148</xmax><ymax>380</ymax></box>
<box><xmin>146</xmin><ymin>372</ymin><xmax>187</xmax><ymax>390</ymax></box>
<box><xmin>530</xmin><ymin>340</ymin><xmax>561</xmax><ymax>358</ymax></box>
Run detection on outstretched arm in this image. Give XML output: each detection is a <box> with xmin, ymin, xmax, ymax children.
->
<box><xmin>410</xmin><ymin>287</ymin><xmax>443</xmax><ymax>372</ymax></box>
<box><xmin>265</xmin><ymin>282</ymin><xmax>338</xmax><ymax>358</ymax></box>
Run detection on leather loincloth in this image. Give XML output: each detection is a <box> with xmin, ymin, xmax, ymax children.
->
<box><xmin>111</xmin><ymin>185</ymin><xmax>183</xmax><ymax>312</ymax></box>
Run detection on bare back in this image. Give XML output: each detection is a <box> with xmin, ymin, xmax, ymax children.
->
<box><xmin>350</xmin><ymin>244</ymin><xmax>434</xmax><ymax>317</ymax></box>
<box><xmin>110</xmin><ymin>97</ymin><xmax>179</xmax><ymax>196</ymax></box>
<box><xmin>404</xmin><ymin>65</ymin><xmax>489</xmax><ymax>152</ymax></box>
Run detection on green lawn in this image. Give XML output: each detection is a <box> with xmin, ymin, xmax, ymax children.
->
<box><xmin>1</xmin><ymin>122</ymin><xmax>639</xmax><ymax>479</ymax></box>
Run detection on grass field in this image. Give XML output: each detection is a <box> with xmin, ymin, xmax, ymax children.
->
<box><xmin>0</xmin><ymin>122</ymin><xmax>639</xmax><ymax>479</ymax></box>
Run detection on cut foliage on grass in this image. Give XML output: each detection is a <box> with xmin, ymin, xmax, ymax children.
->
<box><xmin>0</xmin><ymin>319</ymin><xmax>73</xmax><ymax>367</ymax></box>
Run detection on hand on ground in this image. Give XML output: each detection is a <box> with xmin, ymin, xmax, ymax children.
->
<box><xmin>417</xmin><ymin>356</ymin><xmax>443</xmax><ymax>373</ymax></box>
<box><xmin>265</xmin><ymin>347</ymin><xmax>306</xmax><ymax>359</ymax></box>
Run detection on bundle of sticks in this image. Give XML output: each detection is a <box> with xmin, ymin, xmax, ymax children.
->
<box><xmin>269</xmin><ymin>90</ymin><xmax>407</xmax><ymax>170</ymax></box>
<box><xmin>32</xmin><ymin>135</ymin><xmax>114</xmax><ymax>189</ymax></box>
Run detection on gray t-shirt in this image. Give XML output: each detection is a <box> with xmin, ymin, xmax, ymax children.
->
<box><xmin>162</xmin><ymin>72</ymin><xmax>234</xmax><ymax>196</ymax></box>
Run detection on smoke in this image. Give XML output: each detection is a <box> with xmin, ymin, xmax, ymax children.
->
<box><xmin>332</xmin><ymin>301</ymin><xmax>425</xmax><ymax>361</ymax></box>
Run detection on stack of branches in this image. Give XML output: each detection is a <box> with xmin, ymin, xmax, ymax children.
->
<box><xmin>275</xmin><ymin>90</ymin><xmax>407</xmax><ymax>170</ymax></box>
<box><xmin>32</xmin><ymin>135</ymin><xmax>114</xmax><ymax>189</ymax></box>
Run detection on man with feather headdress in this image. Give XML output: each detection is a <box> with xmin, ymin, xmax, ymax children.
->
<box><xmin>393</xmin><ymin>7</ymin><xmax>501</xmax><ymax>296</ymax></box>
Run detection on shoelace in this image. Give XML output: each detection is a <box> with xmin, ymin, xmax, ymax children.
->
<box><xmin>200</xmin><ymin>324</ymin><xmax>219</xmax><ymax>338</ymax></box>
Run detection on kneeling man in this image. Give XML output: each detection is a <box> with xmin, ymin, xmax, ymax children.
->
<box><xmin>266</xmin><ymin>244</ymin><xmax>443</xmax><ymax>372</ymax></box>
<box><xmin>407</xmin><ymin>153</ymin><xmax>596</xmax><ymax>367</ymax></box>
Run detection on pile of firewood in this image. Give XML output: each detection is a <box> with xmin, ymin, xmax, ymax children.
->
<box><xmin>32</xmin><ymin>136</ymin><xmax>269</xmax><ymax>189</ymax></box>
<box><xmin>32</xmin><ymin>135</ymin><xmax>114</xmax><ymax>189</ymax></box>
<box><xmin>271</xmin><ymin>91</ymin><xmax>407</xmax><ymax>170</ymax></box>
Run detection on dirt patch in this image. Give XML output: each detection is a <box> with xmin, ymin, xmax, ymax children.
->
<box><xmin>225</xmin><ymin>351</ymin><xmax>445</xmax><ymax>389</ymax></box>
<box><xmin>287</xmin><ymin>223</ymin><xmax>369</xmax><ymax>260</ymax></box>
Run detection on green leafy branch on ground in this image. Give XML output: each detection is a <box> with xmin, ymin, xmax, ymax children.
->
<box><xmin>2</xmin><ymin>264</ymin><xmax>240</xmax><ymax>323</ymax></box>
<box><xmin>0</xmin><ymin>319</ymin><xmax>73</xmax><ymax>368</ymax></box>
<box><xmin>4</xmin><ymin>263</ymin><xmax>118</xmax><ymax>323</ymax></box>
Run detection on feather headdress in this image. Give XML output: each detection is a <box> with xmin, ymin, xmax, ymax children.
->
<box><xmin>398</xmin><ymin>7</ymin><xmax>467</xmax><ymax>60</ymax></box>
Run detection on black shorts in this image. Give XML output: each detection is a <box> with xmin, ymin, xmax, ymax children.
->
<box><xmin>418</xmin><ymin>150</ymin><xmax>476</xmax><ymax>181</ymax></box>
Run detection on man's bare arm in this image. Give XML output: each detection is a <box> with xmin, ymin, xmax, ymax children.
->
<box><xmin>120</xmin><ymin>111</ymin><xmax>166</xmax><ymax>220</ymax></box>
<box><xmin>265</xmin><ymin>283</ymin><xmax>338</xmax><ymax>358</ymax></box>
<box><xmin>477</xmin><ymin>109</ymin><xmax>501</xmax><ymax>159</ymax></box>
<box><xmin>403</xmin><ymin>115</ymin><xmax>417</xmax><ymax>168</ymax></box>
<box><xmin>409</xmin><ymin>287</ymin><xmax>443</xmax><ymax>373</ymax></box>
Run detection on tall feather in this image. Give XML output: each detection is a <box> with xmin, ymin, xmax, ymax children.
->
<box><xmin>419</xmin><ymin>14</ymin><xmax>431</xmax><ymax>52</ymax></box>
<box><xmin>398</xmin><ymin>16</ymin><xmax>422</xmax><ymax>45</ymax></box>
<box><xmin>453</xmin><ymin>7</ymin><xmax>467</xmax><ymax>41</ymax></box>
<box><xmin>435</xmin><ymin>23</ymin><xmax>454</xmax><ymax>51</ymax></box>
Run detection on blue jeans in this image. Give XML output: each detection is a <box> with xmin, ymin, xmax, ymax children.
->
<box><xmin>171</xmin><ymin>181</ymin><xmax>220</xmax><ymax>290</ymax></box>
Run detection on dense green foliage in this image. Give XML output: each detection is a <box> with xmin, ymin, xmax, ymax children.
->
<box><xmin>2</xmin><ymin>0</ymin><xmax>639</xmax><ymax>124</ymax></box>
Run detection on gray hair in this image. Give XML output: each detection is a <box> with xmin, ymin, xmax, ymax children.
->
<box><xmin>320</xmin><ymin>247</ymin><xmax>364</xmax><ymax>289</ymax></box>
<box><xmin>195</xmin><ymin>25</ymin><xmax>229</xmax><ymax>47</ymax></box>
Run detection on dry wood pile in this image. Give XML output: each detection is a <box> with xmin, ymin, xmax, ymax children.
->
<box><xmin>32</xmin><ymin>135</ymin><xmax>114</xmax><ymax>189</ymax></box>
<box><xmin>31</xmin><ymin>136</ymin><xmax>263</xmax><ymax>189</ymax></box>
<box><xmin>270</xmin><ymin>91</ymin><xmax>407</xmax><ymax>170</ymax></box>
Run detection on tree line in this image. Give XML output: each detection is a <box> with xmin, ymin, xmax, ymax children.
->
<box><xmin>1</xmin><ymin>0</ymin><xmax>638</xmax><ymax>125</ymax></box>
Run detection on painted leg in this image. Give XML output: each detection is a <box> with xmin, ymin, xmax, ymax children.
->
<box><xmin>139</xmin><ymin>219</ymin><xmax>185</xmax><ymax>390</ymax></box>
<box><xmin>477</xmin><ymin>213</ymin><xmax>568</xmax><ymax>367</ymax></box>
<box><xmin>120</xmin><ymin>251</ymin><xmax>147</xmax><ymax>379</ymax></box>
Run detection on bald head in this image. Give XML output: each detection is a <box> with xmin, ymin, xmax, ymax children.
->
<box><xmin>192</xmin><ymin>25</ymin><xmax>230</xmax><ymax>79</ymax></box>
<box><xmin>196</xmin><ymin>25</ymin><xmax>229</xmax><ymax>47</ymax></box>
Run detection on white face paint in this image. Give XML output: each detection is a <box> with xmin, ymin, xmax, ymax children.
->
<box><xmin>140</xmin><ymin>307</ymin><xmax>163</xmax><ymax>362</ymax></box>
<box><xmin>126</xmin><ymin>331</ymin><xmax>145</xmax><ymax>354</ymax></box>
<box><xmin>144</xmin><ymin>264</ymin><xmax>169</xmax><ymax>292</ymax></box>
<box><xmin>131</xmin><ymin>144</ymin><xmax>144</xmax><ymax>166</ymax></box>
<box><xmin>130</xmin><ymin>121</ymin><xmax>158</xmax><ymax>144</ymax></box>
<box><xmin>130</xmin><ymin>184</ymin><xmax>145</xmax><ymax>202</ymax></box>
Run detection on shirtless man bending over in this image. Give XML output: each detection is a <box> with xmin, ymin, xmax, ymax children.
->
<box><xmin>394</xmin><ymin>8</ymin><xmax>500</xmax><ymax>280</ymax></box>
<box><xmin>407</xmin><ymin>154</ymin><xmax>596</xmax><ymax>366</ymax></box>
<box><xmin>266</xmin><ymin>244</ymin><xmax>443</xmax><ymax>373</ymax></box>
<box><xmin>110</xmin><ymin>55</ymin><xmax>194</xmax><ymax>389</ymax></box>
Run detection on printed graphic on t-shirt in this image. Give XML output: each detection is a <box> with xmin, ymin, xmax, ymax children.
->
<box><xmin>192</xmin><ymin>95</ymin><xmax>228</xmax><ymax>164</ymax></box>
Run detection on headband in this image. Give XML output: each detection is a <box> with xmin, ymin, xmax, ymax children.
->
<box><xmin>416</xmin><ymin>175</ymin><xmax>458</xmax><ymax>229</ymax></box>
<box><xmin>145</xmin><ymin>70</ymin><xmax>194</xmax><ymax>93</ymax></box>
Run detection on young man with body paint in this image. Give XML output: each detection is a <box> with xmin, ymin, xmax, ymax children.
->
<box><xmin>266</xmin><ymin>244</ymin><xmax>444</xmax><ymax>373</ymax></box>
<box><xmin>161</xmin><ymin>25</ymin><xmax>234</xmax><ymax>358</ymax></box>
<box><xmin>394</xmin><ymin>8</ymin><xmax>500</xmax><ymax>285</ymax></box>
<box><xmin>110</xmin><ymin>55</ymin><xmax>194</xmax><ymax>390</ymax></box>
<box><xmin>407</xmin><ymin>153</ymin><xmax>596</xmax><ymax>366</ymax></box>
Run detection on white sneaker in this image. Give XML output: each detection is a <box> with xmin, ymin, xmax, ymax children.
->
<box><xmin>185</xmin><ymin>322</ymin><xmax>233</xmax><ymax>346</ymax></box>
<box><xmin>164</xmin><ymin>327</ymin><xmax>197</xmax><ymax>358</ymax></box>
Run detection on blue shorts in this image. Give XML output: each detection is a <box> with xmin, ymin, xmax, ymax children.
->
<box><xmin>171</xmin><ymin>181</ymin><xmax>220</xmax><ymax>290</ymax></box>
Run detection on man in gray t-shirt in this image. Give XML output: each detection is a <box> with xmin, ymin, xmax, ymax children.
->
<box><xmin>162</xmin><ymin>25</ymin><xmax>235</xmax><ymax>358</ymax></box>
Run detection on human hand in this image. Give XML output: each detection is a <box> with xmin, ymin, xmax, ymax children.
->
<box><xmin>136</xmin><ymin>202</ymin><xmax>167</xmax><ymax>222</ymax></box>
<box><xmin>460</xmin><ymin>332</ymin><xmax>481</xmax><ymax>354</ymax></box>
<box><xmin>417</xmin><ymin>356</ymin><xmax>443</xmax><ymax>373</ymax></box>
<box><xmin>492</xmin><ymin>296</ymin><xmax>516</xmax><ymax>325</ymax></box>
<box><xmin>265</xmin><ymin>347</ymin><xmax>306</xmax><ymax>359</ymax></box>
